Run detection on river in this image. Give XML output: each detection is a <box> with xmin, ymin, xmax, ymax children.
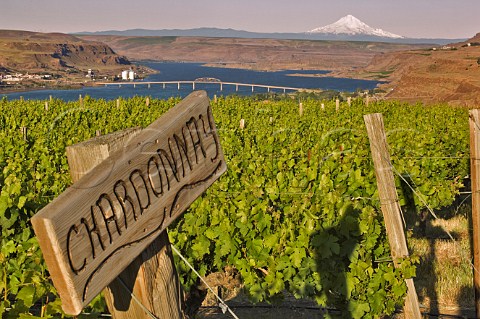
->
<box><xmin>1</xmin><ymin>62</ymin><xmax>381</xmax><ymax>101</ymax></box>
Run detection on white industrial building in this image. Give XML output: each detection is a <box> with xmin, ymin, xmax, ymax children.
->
<box><xmin>121</xmin><ymin>70</ymin><xmax>135</xmax><ymax>80</ymax></box>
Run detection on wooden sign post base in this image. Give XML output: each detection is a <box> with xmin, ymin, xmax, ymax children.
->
<box><xmin>104</xmin><ymin>232</ymin><xmax>184</xmax><ymax>319</ymax></box>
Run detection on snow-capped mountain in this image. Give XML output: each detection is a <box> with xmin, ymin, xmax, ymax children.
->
<box><xmin>307</xmin><ymin>15</ymin><xmax>404</xmax><ymax>39</ymax></box>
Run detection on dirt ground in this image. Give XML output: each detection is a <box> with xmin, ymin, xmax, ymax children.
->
<box><xmin>196</xmin><ymin>293</ymin><xmax>476</xmax><ymax>319</ymax></box>
<box><xmin>196</xmin><ymin>291</ymin><xmax>338</xmax><ymax>319</ymax></box>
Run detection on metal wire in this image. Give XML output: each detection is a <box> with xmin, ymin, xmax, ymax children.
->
<box><xmin>386</xmin><ymin>147</ymin><xmax>480</xmax><ymax>281</ymax></box>
<box><xmin>171</xmin><ymin>245</ymin><xmax>240</xmax><ymax>319</ymax></box>
<box><xmin>115</xmin><ymin>276</ymin><xmax>158</xmax><ymax>319</ymax></box>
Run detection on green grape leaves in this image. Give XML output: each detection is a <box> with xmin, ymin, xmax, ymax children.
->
<box><xmin>0</xmin><ymin>95</ymin><xmax>469</xmax><ymax>318</ymax></box>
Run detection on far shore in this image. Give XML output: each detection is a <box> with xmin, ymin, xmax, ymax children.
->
<box><xmin>0</xmin><ymin>82</ymin><xmax>96</xmax><ymax>95</ymax></box>
<box><xmin>199</xmin><ymin>61</ymin><xmax>387</xmax><ymax>81</ymax></box>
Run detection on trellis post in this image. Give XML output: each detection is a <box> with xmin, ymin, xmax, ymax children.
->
<box><xmin>364</xmin><ymin>113</ymin><xmax>421</xmax><ymax>319</ymax></box>
<box><xmin>469</xmin><ymin>109</ymin><xmax>480</xmax><ymax>318</ymax></box>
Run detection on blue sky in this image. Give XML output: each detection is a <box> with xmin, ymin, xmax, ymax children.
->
<box><xmin>2</xmin><ymin>0</ymin><xmax>478</xmax><ymax>38</ymax></box>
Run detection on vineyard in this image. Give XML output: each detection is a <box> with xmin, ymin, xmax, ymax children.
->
<box><xmin>0</xmin><ymin>94</ymin><xmax>471</xmax><ymax>318</ymax></box>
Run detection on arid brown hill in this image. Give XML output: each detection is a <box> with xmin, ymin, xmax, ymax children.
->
<box><xmin>360</xmin><ymin>33</ymin><xmax>480</xmax><ymax>106</ymax></box>
<box><xmin>0</xmin><ymin>30</ymin><xmax>130</xmax><ymax>77</ymax></box>
<box><xmin>456</xmin><ymin>32</ymin><xmax>480</xmax><ymax>47</ymax></box>
<box><xmin>78</xmin><ymin>35</ymin><xmax>430</xmax><ymax>72</ymax></box>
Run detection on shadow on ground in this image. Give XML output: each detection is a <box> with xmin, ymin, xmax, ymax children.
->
<box><xmin>401</xmin><ymin>176</ymin><xmax>476</xmax><ymax>318</ymax></box>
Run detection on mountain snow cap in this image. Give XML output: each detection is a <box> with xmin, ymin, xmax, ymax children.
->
<box><xmin>307</xmin><ymin>15</ymin><xmax>404</xmax><ymax>39</ymax></box>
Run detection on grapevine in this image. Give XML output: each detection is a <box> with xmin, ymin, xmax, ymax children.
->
<box><xmin>0</xmin><ymin>95</ymin><xmax>469</xmax><ymax>318</ymax></box>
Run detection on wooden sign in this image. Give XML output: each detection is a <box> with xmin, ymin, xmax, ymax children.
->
<box><xmin>31</xmin><ymin>91</ymin><xmax>226</xmax><ymax>315</ymax></box>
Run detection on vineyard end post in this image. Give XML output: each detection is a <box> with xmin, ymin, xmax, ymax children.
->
<box><xmin>469</xmin><ymin>109</ymin><xmax>480</xmax><ymax>319</ymax></box>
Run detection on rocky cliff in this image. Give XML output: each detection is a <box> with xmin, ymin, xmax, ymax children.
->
<box><xmin>0</xmin><ymin>30</ymin><xmax>130</xmax><ymax>76</ymax></box>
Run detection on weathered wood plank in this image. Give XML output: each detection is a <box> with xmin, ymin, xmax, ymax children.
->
<box><xmin>66</xmin><ymin>127</ymin><xmax>142</xmax><ymax>183</ymax></box>
<box><xmin>31</xmin><ymin>91</ymin><xmax>226</xmax><ymax>315</ymax></box>
<box><xmin>364</xmin><ymin>113</ymin><xmax>421</xmax><ymax>319</ymax></box>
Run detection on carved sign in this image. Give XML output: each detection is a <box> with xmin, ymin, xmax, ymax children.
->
<box><xmin>31</xmin><ymin>91</ymin><xmax>226</xmax><ymax>315</ymax></box>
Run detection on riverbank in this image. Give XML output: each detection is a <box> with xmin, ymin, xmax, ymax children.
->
<box><xmin>0</xmin><ymin>64</ymin><xmax>157</xmax><ymax>95</ymax></box>
<box><xmin>0</xmin><ymin>82</ymin><xmax>85</xmax><ymax>95</ymax></box>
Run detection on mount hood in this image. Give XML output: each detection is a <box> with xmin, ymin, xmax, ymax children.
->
<box><xmin>307</xmin><ymin>15</ymin><xmax>404</xmax><ymax>39</ymax></box>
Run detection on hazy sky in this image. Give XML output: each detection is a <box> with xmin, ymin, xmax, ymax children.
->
<box><xmin>2</xmin><ymin>0</ymin><xmax>478</xmax><ymax>39</ymax></box>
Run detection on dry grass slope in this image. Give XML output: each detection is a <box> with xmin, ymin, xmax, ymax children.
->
<box><xmin>361</xmin><ymin>34</ymin><xmax>480</xmax><ymax>106</ymax></box>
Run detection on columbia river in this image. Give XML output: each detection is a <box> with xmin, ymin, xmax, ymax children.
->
<box><xmin>1</xmin><ymin>62</ymin><xmax>381</xmax><ymax>101</ymax></box>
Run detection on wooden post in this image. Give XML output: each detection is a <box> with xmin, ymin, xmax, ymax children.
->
<box><xmin>146</xmin><ymin>97</ymin><xmax>150</xmax><ymax>107</ymax></box>
<box><xmin>79</xmin><ymin>94</ymin><xmax>83</xmax><ymax>106</ymax></box>
<box><xmin>469</xmin><ymin>109</ymin><xmax>480</xmax><ymax>318</ymax></box>
<box><xmin>321</xmin><ymin>103</ymin><xmax>325</xmax><ymax>110</ymax></box>
<box><xmin>336</xmin><ymin>99</ymin><xmax>340</xmax><ymax>112</ymax></box>
<box><xmin>117</xmin><ymin>98</ymin><xmax>120</xmax><ymax>108</ymax></box>
<box><xmin>364</xmin><ymin>113</ymin><xmax>421</xmax><ymax>319</ymax></box>
<box><xmin>299</xmin><ymin>102</ymin><xmax>303</xmax><ymax>116</ymax></box>
<box><xmin>49</xmin><ymin>95</ymin><xmax>53</xmax><ymax>102</ymax></box>
<box><xmin>239</xmin><ymin>118</ymin><xmax>245</xmax><ymax>129</ymax></box>
<box><xmin>45</xmin><ymin>101</ymin><xmax>49</xmax><ymax>111</ymax></box>
<box><xmin>214</xmin><ymin>94</ymin><xmax>217</xmax><ymax>103</ymax></box>
<box><xmin>366</xmin><ymin>94</ymin><xmax>370</xmax><ymax>107</ymax></box>
<box><xmin>66</xmin><ymin>128</ymin><xmax>185</xmax><ymax>319</ymax></box>
<box><xmin>20</xmin><ymin>126</ymin><xmax>27</xmax><ymax>141</ymax></box>
<box><xmin>347</xmin><ymin>97</ymin><xmax>351</xmax><ymax>107</ymax></box>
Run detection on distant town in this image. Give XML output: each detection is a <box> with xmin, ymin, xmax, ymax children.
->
<box><xmin>1</xmin><ymin>68</ymin><xmax>136</xmax><ymax>84</ymax></box>
<box><xmin>0</xmin><ymin>67</ymin><xmax>142</xmax><ymax>93</ymax></box>
<box><xmin>0</xmin><ymin>73</ymin><xmax>55</xmax><ymax>83</ymax></box>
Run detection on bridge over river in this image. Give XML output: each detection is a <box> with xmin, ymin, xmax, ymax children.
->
<box><xmin>99</xmin><ymin>80</ymin><xmax>307</xmax><ymax>93</ymax></box>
